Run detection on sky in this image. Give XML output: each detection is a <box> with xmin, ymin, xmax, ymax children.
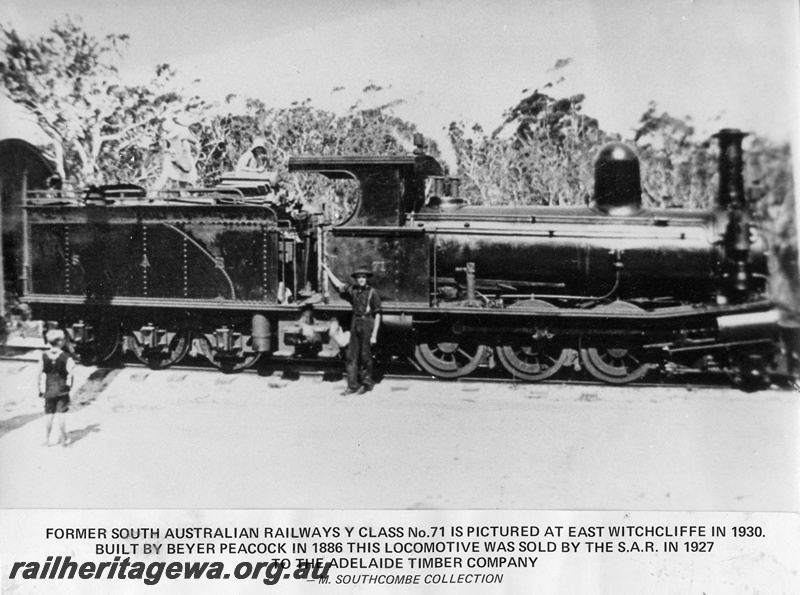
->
<box><xmin>3</xmin><ymin>0</ymin><xmax>799</xmax><ymax>162</ymax></box>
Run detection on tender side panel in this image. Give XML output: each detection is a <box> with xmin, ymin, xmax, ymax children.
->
<box><xmin>30</xmin><ymin>222</ymin><xmax>144</xmax><ymax>298</ymax></box>
<box><xmin>29</xmin><ymin>224</ymin><xmax>68</xmax><ymax>295</ymax></box>
<box><xmin>145</xmin><ymin>224</ymin><xmax>186</xmax><ymax>299</ymax></box>
<box><xmin>27</xmin><ymin>206</ymin><xmax>280</xmax><ymax>304</ymax></box>
<box><xmin>181</xmin><ymin>223</ymin><xmax>269</xmax><ymax>301</ymax></box>
<box><xmin>71</xmin><ymin>223</ymin><xmax>143</xmax><ymax>298</ymax></box>
<box><xmin>143</xmin><ymin>222</ymin><xmax>275</xmax><ymax>301</ymax></box>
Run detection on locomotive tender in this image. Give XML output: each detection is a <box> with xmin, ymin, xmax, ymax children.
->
<box><xmin>20</xmin><ymin>129</ymin><xmax>780</xmax><ymax>386</ymax></box>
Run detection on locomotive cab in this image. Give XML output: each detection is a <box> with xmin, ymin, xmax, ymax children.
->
<box><xmin>289</xmin><ymin>151</ymin><xmax>443</xmax><ymax>306</ymax></box>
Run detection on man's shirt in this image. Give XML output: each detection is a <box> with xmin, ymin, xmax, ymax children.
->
<box><xmin>341</xmin><ymin>285</ymin><xmax>382</xmax><ymax>317</ymax></box>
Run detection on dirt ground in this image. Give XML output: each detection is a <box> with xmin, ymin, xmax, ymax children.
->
<box><xmin>0</xmin><ymin>356</ymin><xmax>798</xmax><ymax>511</ymax></box>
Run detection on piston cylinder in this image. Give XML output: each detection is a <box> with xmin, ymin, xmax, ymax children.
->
<box><xmin>717</xmin><ymin>309</ymin><xmax>780</xmax><ymax>342</ymax></box>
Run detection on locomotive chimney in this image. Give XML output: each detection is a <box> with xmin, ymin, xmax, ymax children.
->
<box><xmin>413</xmin><ymin>133</ymin><xmax>425</xmax><ymax>155</ymax></box>
<box><xmin>713</xmin><ymin>128</ymin><xmax>748</xmax><ymax>211</ymax></box>
<box><xmin>713</xmin><ymin>128</ymin><xmax>751</xmax><ymax>301</ymax></box>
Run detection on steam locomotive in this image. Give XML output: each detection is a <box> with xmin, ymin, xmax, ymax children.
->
<box><xmin>19</xmin><ymin>129</ymin><xmax>781</xmax><ymax>387</ymax></box>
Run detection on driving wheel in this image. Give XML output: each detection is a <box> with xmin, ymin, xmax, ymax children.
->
<box><xmin>414</xmin><ymin>340</ymin><xmax>488</xmax><ymax>379</ymax></box>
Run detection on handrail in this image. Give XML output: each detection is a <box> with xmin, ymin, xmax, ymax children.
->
<box><xmin>24</xmin><ymin>185</ymin><xmax>279</xmax><ymax>208</ymax></box>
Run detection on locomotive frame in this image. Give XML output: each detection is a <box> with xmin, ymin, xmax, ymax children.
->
<box><xmin>19</xmin><ymin>129</ymin><xmax>782</xmax><ymax>388</ymax></box>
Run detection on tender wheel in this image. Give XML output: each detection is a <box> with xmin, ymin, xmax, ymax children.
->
<box><xmin>496</xmin><ymin>343</ymin><xmax>569</xmax><ymax>381</ymax></box>
<box><xmin>72</xmin><ymin>320</ymin><xmax>121</xmax><ymax>366</ymax></box>
<box><xmin>131</xmin><ymin>329</ymin><xmax>191</xmax><ymax>370</ymax></box>
<box><xmin>580</xmin><ymin>342</ymin><xmax>652</xmax><ymax>384</ymax></box>
<box><xmin>414</xmin><ymin>340</ymin><xmax>488</xmax><ymax>379</ymax></box>
<box><xmin>197</xmin><ymin>335</ymin><xmax>262</xmax><ymax>373</ymax></box>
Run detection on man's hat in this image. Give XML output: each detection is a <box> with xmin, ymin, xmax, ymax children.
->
<box><xmin>351</xmin><ymin>265</ymin><xmax>373</xmax><ymax>278</ymax></box>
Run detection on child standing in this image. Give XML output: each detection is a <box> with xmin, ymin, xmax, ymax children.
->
<box><xmin>37</xmin><ymin>330</ymin><xmax>75</xmax><ymax>446</ymax></box>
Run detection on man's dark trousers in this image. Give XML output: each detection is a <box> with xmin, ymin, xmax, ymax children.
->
<box><xmin>347</xmin><ymin>316</ymin><xmax>375</xmax><ymax>390</ymax></box>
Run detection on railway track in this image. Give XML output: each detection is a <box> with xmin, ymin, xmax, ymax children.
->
<box><xmin>5</xmin><ymin>343</ymin><xmax>786</xmax><ymax>391</ymax></box>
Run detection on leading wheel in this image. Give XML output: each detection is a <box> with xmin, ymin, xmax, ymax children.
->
<box><xmin>496</xmin><ymin>343</ymin><xmax>569</xmax><ymax>381</ymax></box>
<box><xmin>414</xmin><ymin>340</ymin><xmax>488</xmax><ymax>379</ymax></box>
<box><xmin>725</xmin><ymin>354</ymin><xmax>772</xmax><ymax>392</ymax></box>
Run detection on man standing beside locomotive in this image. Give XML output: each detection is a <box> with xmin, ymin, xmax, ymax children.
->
<box><xmin>322</xmin><ymin>263</ymin><xmax>381</xmax><ymax>395</ymax></box>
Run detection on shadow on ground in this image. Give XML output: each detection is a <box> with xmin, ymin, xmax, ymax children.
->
<box><xmin>66</xmin><ymin>423</ymin><xmax>101</xmax><ymax>446</ymax></box>
<box><xmin>74</xmin><ymin>368</ymin><xmax>121</xmax><ymax>403</ymax></box>
<box><xmin>0</xmin><ymin>368</ymin><xmax>120</xmax><ymax>439</ymax></box>
<box><xmin>0</xmin><ymin>412</ymin><xmax>44</xmax><ymax>439</ymax></box>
